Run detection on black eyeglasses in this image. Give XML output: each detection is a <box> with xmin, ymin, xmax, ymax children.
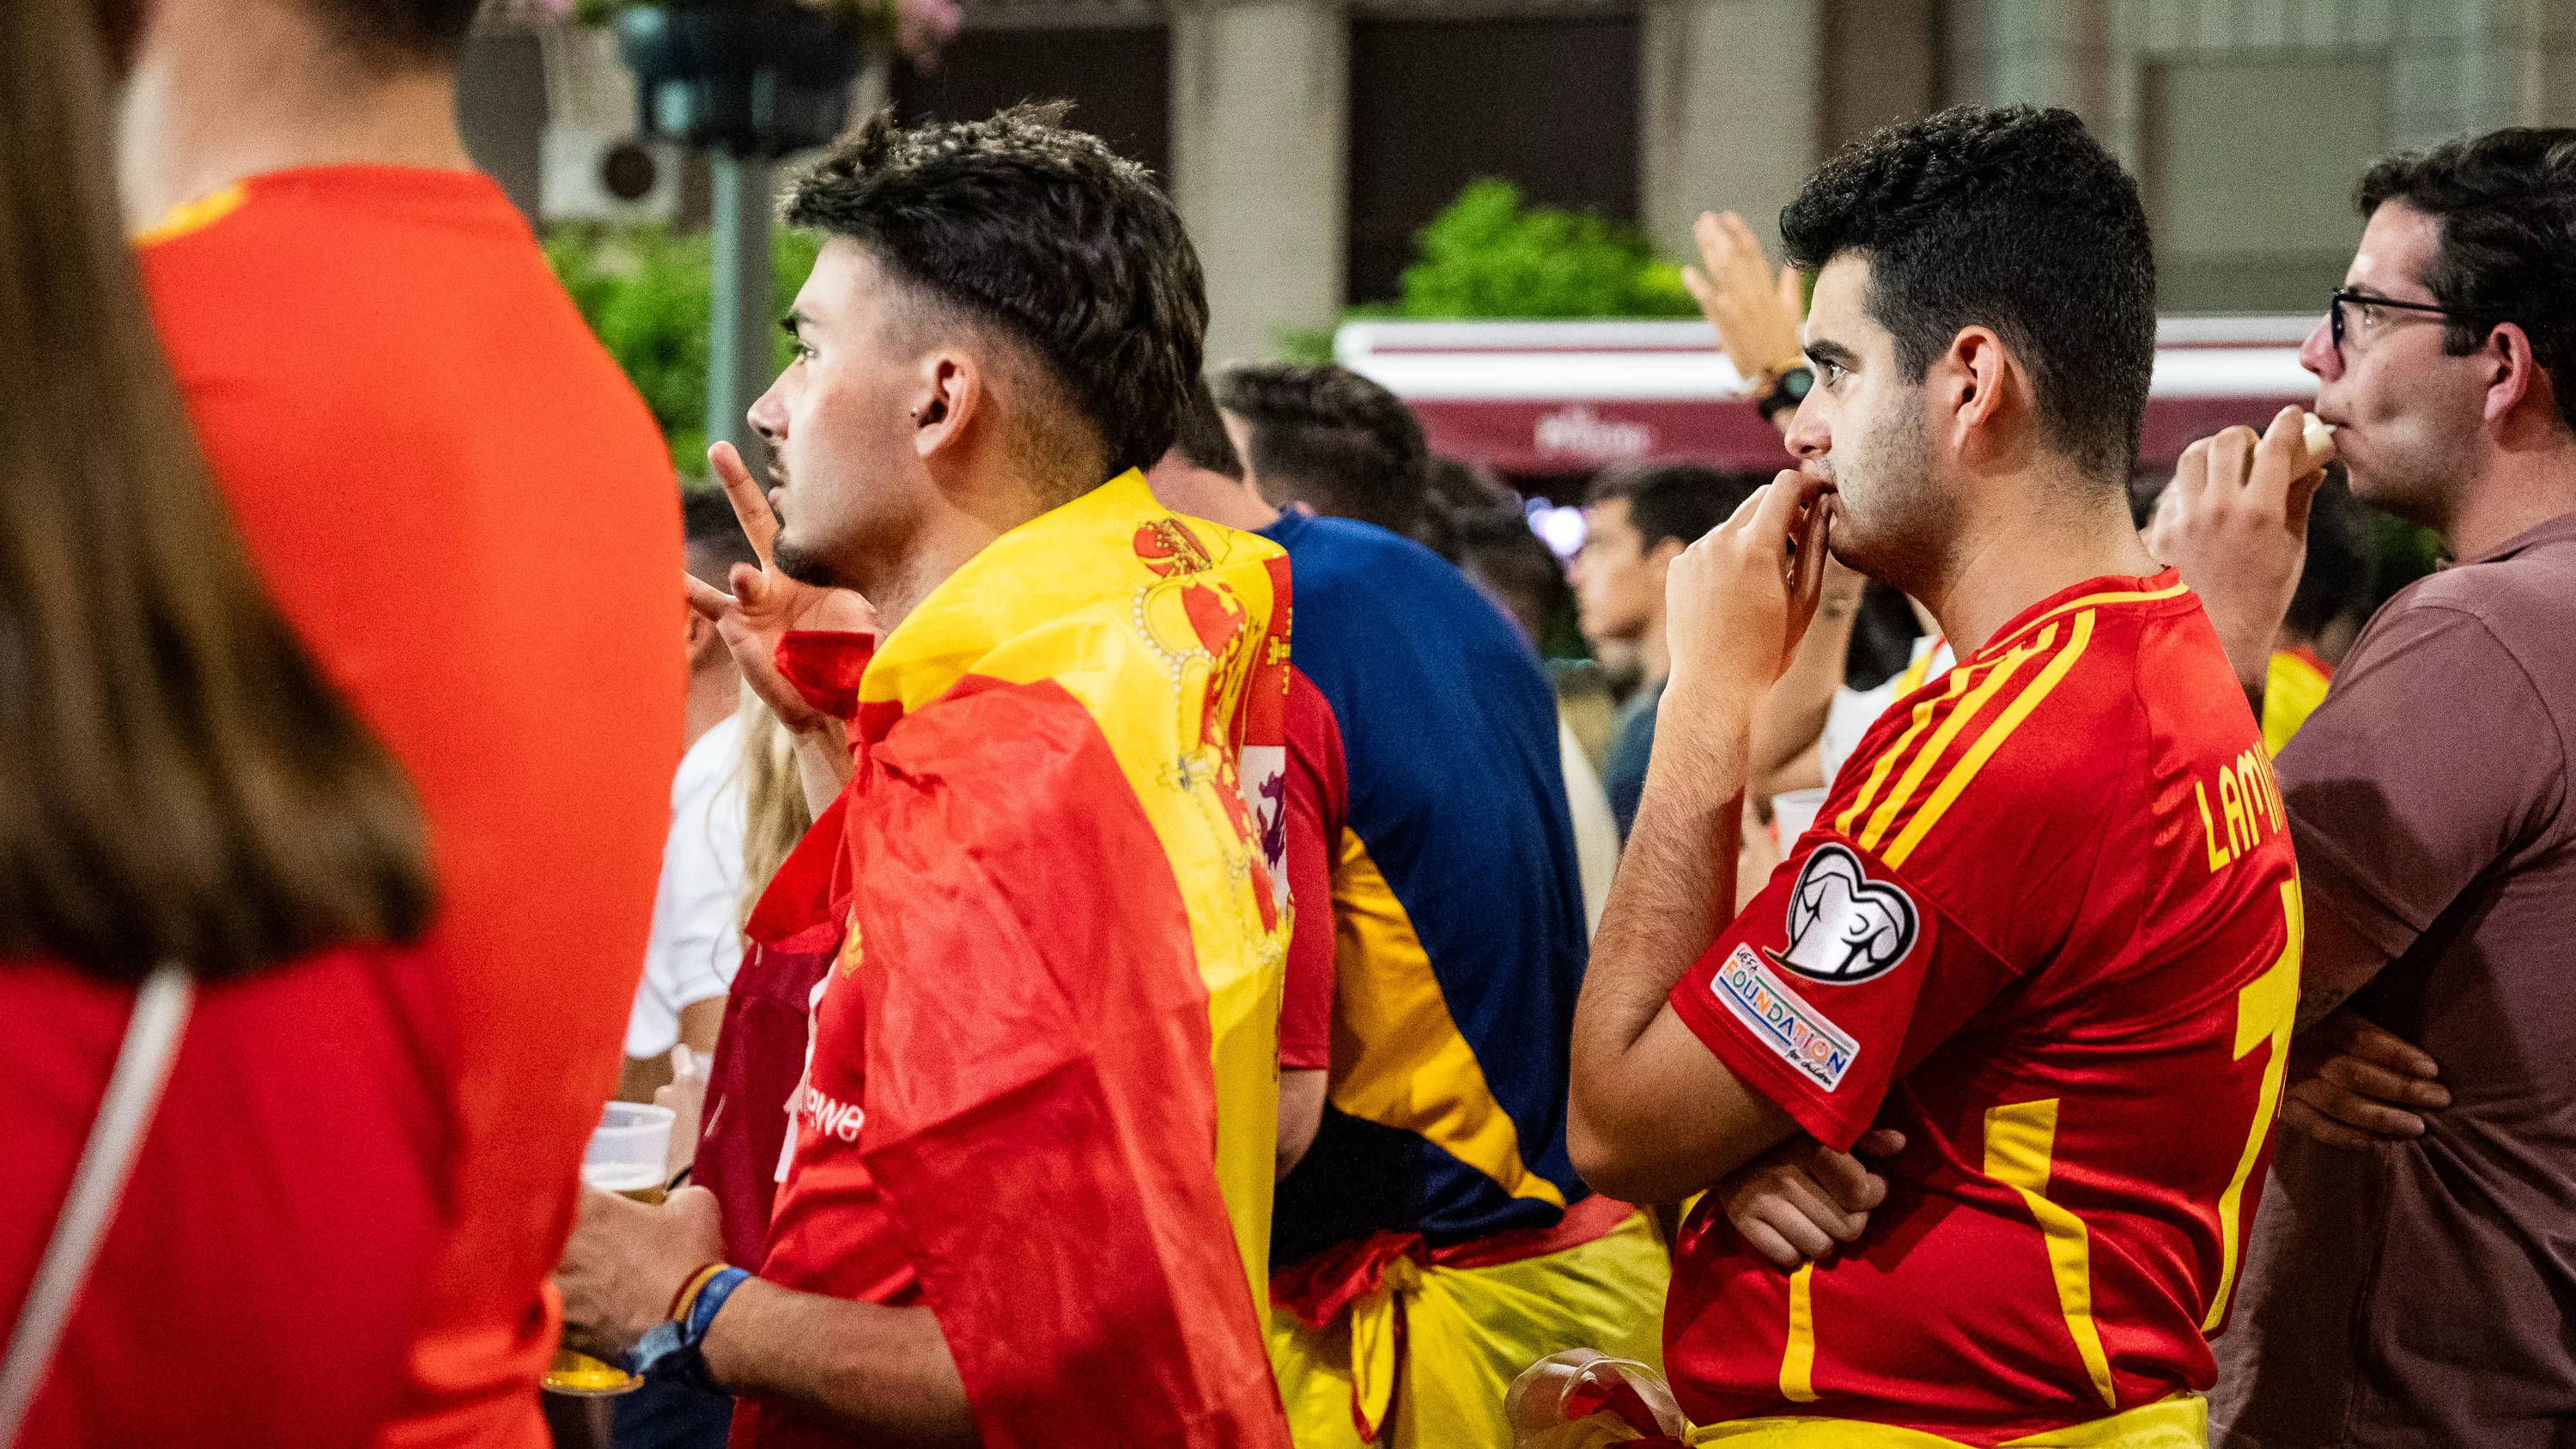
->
<box><xmin>2328</xmin><ymin>288</ymin><xmax>2490</xmax><ymax>354</ymax></box>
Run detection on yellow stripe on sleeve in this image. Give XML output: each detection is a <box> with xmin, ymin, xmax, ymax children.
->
<box><xmin>1882</xmin><ymin>612</ymin><xmax>2094</xmax><ymax>870</ymax></box>
<box><xmin>1835</xmin><ymin>665</ymin><xmax>1978</xmax><ymax>839</ymax></box>
<box><xmin>1779</xmin><ymin>1263</ymin><xmax>1820</xmax><ymax>1403</ymax></box>
<box><xmin>1855</xmin><ymin>624</ymin><xmax>2057</xmax><ymax>854</ymax></box>
<box><xmin>1984</xmin><ymin>1099</ymin><xmax>2119</xmax><ymax>1412</ymax></box>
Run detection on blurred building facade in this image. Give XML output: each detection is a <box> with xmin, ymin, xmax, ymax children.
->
<box><xmin>478</xmin><ymin>0</ymin><xmax>2576</xmax><ymax>361</ymax></box>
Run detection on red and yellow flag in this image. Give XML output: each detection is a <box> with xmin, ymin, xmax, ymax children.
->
<box><xmin>744</xmin><ymin>472</ymin><xmax>1294</xmax><ymax>1449</ymax></box>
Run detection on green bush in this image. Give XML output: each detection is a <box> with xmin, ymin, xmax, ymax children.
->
<box><xmin>544</xmin><ymin>222</ymin><xmax>824</xmax><ymax>477</ymax></box>
<box><xmin>1397</xmin><ymin>179</ymin><xmax>1698</xmax><ymax>320</ymax></box>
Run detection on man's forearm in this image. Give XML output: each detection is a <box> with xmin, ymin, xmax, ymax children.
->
<box><xmin>793</xmin><ymin>720</ymin><xmax>855</xmax><ymax>820</ymax></box>
<box><xmin>703</xmin><ymin>1281</ymin><xmax>976</xmax><ymax>1447</ymax></box>
<box><xmin>2288</xmin><ymin>893</ymin><xmax>2391</xmax><ymax>1037</ymax></box>
<box><xmin>1603</xmin><ymin>692</ymin><xmax>1752</xmax><ymax>983</ymax></box>
<box><xmin>1575</xmin><ymin>689</ymin><xmax>1753</xmax><ymax>1087</ymax></box>
<box><xmin>1571</xmin><ymin>684</ymin><xmax>1796</xmax><ymax>1200</ymax></box>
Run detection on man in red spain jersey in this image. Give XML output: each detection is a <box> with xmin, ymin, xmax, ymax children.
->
<box><xmin>121</xmin><ymin>3</ymin><xmax>682</xmax><ymax>1445</ymax></box>
<box><xmin>1568</xmin><ymin>106</ymin><xmax>2302</xmax><ymax>1446</ymax></box>
<box><xmin>551</xmin><ymin>108</ymin><xmax>1293</xmax><ymax>1449</ymax></box>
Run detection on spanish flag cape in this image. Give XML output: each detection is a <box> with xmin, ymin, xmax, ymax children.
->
<box><xmin>745</xmin><ymin>471</ymin><xmax>1295</xmax><ymax>1449</ymax></box>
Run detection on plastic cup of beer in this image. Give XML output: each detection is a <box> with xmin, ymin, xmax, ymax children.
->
<box><xmin>543</xmin><ymin>1102</ymin><xmax>677</xmax><ymax>1397</ymax></box>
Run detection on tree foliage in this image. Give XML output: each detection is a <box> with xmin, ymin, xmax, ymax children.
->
<box><xmin>544</xmin><ymin>222</ymin><xmax>824</xmax><ymax>476</ymax></box>
<box><xmin>1398</xmin><ymin>179</ymin><xmax>1698</xmax><ymax>320</ymax></box>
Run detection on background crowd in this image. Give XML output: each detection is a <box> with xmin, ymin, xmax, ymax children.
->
<box><xmin>1</xmin><ymin>2</ymin><xmax>2572</xmax><ymax>1449</ymax></box>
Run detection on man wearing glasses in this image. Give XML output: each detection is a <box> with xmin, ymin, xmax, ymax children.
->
<box><xmin>2155</xmin><ymin>128</ymin><xmax>2576</xmax><ymax>1448</ymax></box>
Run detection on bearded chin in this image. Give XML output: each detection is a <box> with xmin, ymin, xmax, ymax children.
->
<box><xmin>1832</xmin><ymin>405</ymin><xmax>1943</xmax><ymax>583</ymax></box>
<box><xmin>773</xmin><ymin>533</ymin><xmax>842</xmax><ymax>588</ymax></box>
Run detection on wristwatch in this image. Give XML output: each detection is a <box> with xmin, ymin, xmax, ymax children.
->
<box><xmin>629</xmin><ymin>1264</ymin><xmax>752</xmax><ymax>1391</ymax></box>
<box><xmin>1753</xmin><ymin>364</ymin><xmax>1814</xmax><ymax>423</ymax></box>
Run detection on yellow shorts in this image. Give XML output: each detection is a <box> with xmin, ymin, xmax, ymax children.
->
<box><xmin>1267</xmin><ymin>1211</ymin><xmax>1670</xmax><ymax>1449</ymax></box>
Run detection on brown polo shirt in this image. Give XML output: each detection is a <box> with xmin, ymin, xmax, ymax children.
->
<box><xmin>2211</xmin><ymin>508</ymin><xmax>2576</xmax><ymax>1448</ymax></box>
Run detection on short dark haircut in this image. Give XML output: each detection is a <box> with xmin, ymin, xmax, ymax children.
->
<box><xmin>1213</xmin><ymin>363</ymin><xmax>1427</xmax><ymax>535</ymax></box>
<box><xmin>2286</xmin><ymin>469</ymin><xmax>2378</xmax><ymax>641</ymax></box>
<box><xmin>1588</xmin><ymin>462</ymin><xmax>1762</xmax><ymax>552</ymax></box>
<box><xmin>787</xmin><ymin>104</ymin><xmax>1207</xmax><ymax>488</ymax></box>
<box><xmin>682</xmin><ymin>488</ymin><xmax>758</xmax><ymax>586</ymax></box>
<box><xmin>1454</xmin><ymin>507</ymin><xmax>1571</xmax><ymax>647</ymax></box>
<box><xmin>1427</xmin><ymin>454</ymin><xmax>1512</xmax><ymax>513</ymax></box>
<box><xmin>1169</xmin><ymin>375</ymin><xmax>1242</xmax><ymax>479</ymax></box>
<box><xmin>304</xmin><ymin>0</ymin><xmax>483</xmax><ymax>66</ymax></box>
<box><xmin>1781</xmin><ymin>105</ymin><xmax>2157</xmax><ymax>485</ymax></box>
<box><xmin>2359</xmin><ymin>127</ymin><xmax>2576</xmax><ymax>431</ymax></box>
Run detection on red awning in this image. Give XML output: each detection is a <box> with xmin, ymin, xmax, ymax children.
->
<box><xmin>1334</xmin><ymin>318</ymin><xmax>2320</xmax><ymax>477</ymax></box>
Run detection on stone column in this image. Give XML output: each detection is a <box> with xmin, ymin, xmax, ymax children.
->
<box><xmin>1639</xmin><ymin>0</ymin><xmax>1824</xmax><ymax>258</ymax></box>
<box><xmin>1950</xmin><ymin>0</ymin><xmax>2133</xmax><ymax>163</ymax></box>
<box><xmin>1170</xmin><ymin>0</ymin><xmax>1348</xmax><ymax>364</ymax></box>
<box><xmin>1820</xmin><ymin>0</ymin><xmax>1943</xmax><ymax>149</ymax></box>
<box><xmin>2496</xmin><ymin>0</ymin><xmax>2576</xmax><ymax>124</ymax></box>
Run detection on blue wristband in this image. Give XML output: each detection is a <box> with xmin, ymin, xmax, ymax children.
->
<box><xmin>631</xmin><ymin>1266</ymin><xmax>752</xmax><ymax>1390</ymax></box>
<box><xmin>684</xmin><ymin>1266</ymin><xmax>752</xmax><ymax>1349</ymax></box>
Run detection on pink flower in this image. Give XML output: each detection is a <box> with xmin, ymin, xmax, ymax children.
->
<box><xmin>893</xmin><ymin>0</ymin><xmax>962</xmax><ymax>64</ymax></box>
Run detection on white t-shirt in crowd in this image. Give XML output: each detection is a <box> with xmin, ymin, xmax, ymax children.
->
<box><xmin>624</xmin><ymin>709</ymin><xmax>749</xmax><ymax>1060</ymax></box>
<box><xmin>1558</xmin><ymin>714</ymin><xmax>1619</xmax><ymax>938</ymax></box>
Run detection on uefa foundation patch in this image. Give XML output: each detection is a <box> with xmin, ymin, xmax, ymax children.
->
<box><xmin>1711</xmin><ymin>944</ymin><xmax>1860</xmax><ymax>1092</ymax></box>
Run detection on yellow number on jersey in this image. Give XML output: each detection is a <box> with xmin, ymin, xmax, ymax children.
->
<box><xmin>2202</xmin><ymin>880</ymin><xmax>2302</xmax><ymax>1330</ymax></box>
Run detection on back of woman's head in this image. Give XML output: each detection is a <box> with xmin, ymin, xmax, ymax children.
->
<box><xmin>0</xmin><ymin>0</ymin><xmax>433</xmax><ymax>981</ymax></box>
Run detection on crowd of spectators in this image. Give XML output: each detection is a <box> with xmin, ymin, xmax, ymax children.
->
<box><xmin>2</xmin><ymin>3</ymin><xmax>2571</xmax><ymax>1448</ymax></box>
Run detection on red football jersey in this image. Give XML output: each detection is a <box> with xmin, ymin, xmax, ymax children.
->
<box><xmin>1664</xmin><ymin>571</ymin><xmax>2302</xmax><ymax>1445</ymax></box>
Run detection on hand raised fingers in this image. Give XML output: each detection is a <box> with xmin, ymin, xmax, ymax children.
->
<box><xmin>708</xmin><ymin>441</ymin><xmax>780</xmax><ymax>567</ymax></box>
<box><xmin>1783</xmin><ymin>492</ymin><xmax>1836</xmax><ymax>646</ymax></box>
<box><xmin>683</xmin><ymin>569</ymin><xmax>736</xmax><ymax>624</ymax></box>
<box><xmin>1747</xmin><ymin>468</ymin><xmax>1830</xmax><ymax>548</ymax></box>
<box><xmin>2202</xmin><ymin>426</ymin><xmax>2257</xmax><ymax>490</ymax></box>
<box><xmin>2166</xmin><ymin>438</ymin><xmax>2214</xmax><ymax>514</ymax></box>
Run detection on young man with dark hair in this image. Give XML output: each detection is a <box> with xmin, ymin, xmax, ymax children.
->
<box><xmin>1215</xmin><ymin>362</ymin><xmax>1432</xmax><ymax>537</ymax></box>
<box><xmin>1568</xmin><ymin>107</ymin><xmax>2300</xmax><ymax>1446</ymax></box>
<box><xmin>2152</xmin><ymin>127</ymin><xmax>2576</xmax><ymax>1449</ymax></box>
<box><xmin>1573</xmin><ymin>463</ymin><xmax>1764</xmax><ymax>837</ymax></box>
<box><xmin>1150</xmin><ymin>382</ymin><xmax>1664</xmax><ymax>1449</ymax></box>
<box><xmin>554</xmin><ymin>107</ymin><xmax>1295</xmax><ymax>1449</ymax></box>
<box><xmin>118</xmin><ymin>3</ymin><xmax>683</xmax><ymax>1446</ymax></box>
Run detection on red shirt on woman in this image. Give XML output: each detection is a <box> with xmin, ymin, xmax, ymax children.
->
<box><xmin>0</xmin><ymin>946</ymin><xmax>458</xmax><ymax>1448</ymax></box>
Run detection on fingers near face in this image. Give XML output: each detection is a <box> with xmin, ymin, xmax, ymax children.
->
<box><xmin>2211</xmin><ymin>426</ymin><xmax>2257</xmax><ymax>484</ymax></box>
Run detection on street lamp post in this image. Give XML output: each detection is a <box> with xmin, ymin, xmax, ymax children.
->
<box><xmin>615</xmin><ymin>2</ymin><xmax>864</xmax><ymax>472</ymax></box>
<box><xmin>708</xmin><ymin>152</ymin><xmax>773</xmax><ymax>464</ymax></box>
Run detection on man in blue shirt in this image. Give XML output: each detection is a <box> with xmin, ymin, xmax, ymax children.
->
<box><xmin>1573</xmin><ymin>464</ymin><xmax>1760</xmax><ymax>837</ymax></box>
<box><xmin>1157</xmin><ymin>368</ymin><xmax>1667</xmax><ymax>1448</ymax></box>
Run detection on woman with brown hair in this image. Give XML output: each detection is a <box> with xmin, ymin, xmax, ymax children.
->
<box><xmin>0</xmin><ymin>0</ymin><xmax>454</xmax><ymax>1443</ymax></box>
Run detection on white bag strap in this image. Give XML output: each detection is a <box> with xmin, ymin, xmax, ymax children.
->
<box><xmin>0</xmin><ymin>963</ymin><xmax>193</xmax><ymax>1445</ymax></box>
